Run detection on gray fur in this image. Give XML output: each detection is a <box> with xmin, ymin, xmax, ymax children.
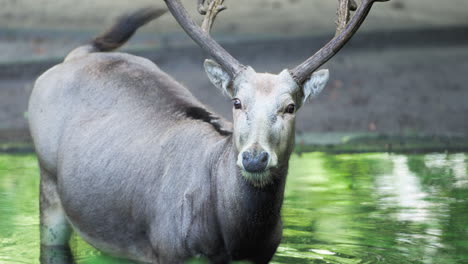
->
<box><xmin>29</xmin><ymin>8</ymin><xmax>328</xmax><ymax>264</ymax></box>
<box><xmin>30</xmin><ymin>49</ymin><xmax>287</xmax><ymax>263</ymax></box>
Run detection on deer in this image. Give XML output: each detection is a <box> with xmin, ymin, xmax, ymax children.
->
<box><xmin>28</xmin><ymin>0</ymin><xmax>388</xmax><ymax>263</ymax></box>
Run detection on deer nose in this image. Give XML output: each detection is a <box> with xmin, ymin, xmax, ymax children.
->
<box><xmin>242</xmin><ymin>151</ymin><xmax>269</xmax><ymax>173</ymax></box>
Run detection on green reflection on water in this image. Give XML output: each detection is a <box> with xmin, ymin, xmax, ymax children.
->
<box><xmin>1</xmin><ymin>152</ymin><xmax>467</xmax><ymax>264</ymax></box>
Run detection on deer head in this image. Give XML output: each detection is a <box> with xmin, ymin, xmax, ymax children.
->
<box><xmin>164</xmin><ymin>0</ymin><xmax>388</xmax><ymax>187</ymax></box>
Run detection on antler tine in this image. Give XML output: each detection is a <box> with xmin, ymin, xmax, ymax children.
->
<box><xmin>290</xmin><ymin>0</ymin><xmax>389</xmax><ymax>85</ymax></box>
<box><xmin>198</xmin><ymin>0</ymin><xmax>207</xmax><ymax>15</ymax></box>
<box><xmin>336</xmin><ymin>0</ymin><xmax>357</xmax><ymax>37</ymax></box>
<box><xmin>201</xmin><ymin>0</ymin><xmax>227</xmax><ymax>34</ymax></box>
<box><xmin>164</xmin><ymin>0</ymin><xmax>244</xmax><ymax>78</ymax></box>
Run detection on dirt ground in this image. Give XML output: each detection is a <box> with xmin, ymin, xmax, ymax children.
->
<box><xmin>0</xmin><ymin>0</ymin><xmax>467</xmax><ymax>143</ymax></box>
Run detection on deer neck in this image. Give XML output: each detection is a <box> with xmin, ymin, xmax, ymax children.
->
<box><xmin>212</xmin><ymin>136</ymin><xmax>289</xmax><ymax>247</ymax></box>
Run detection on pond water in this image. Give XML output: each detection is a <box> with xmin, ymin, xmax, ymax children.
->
<box><xmin>1</xmin><ymin>152</ymin><xmax>468</xmax><ymax>264</ymax></box>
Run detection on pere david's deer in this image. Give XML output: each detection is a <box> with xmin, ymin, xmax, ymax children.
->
<box><xmin>29</xmin><ymin>0</ymin><xmax>387</xmax><ymax>263</ymax></box>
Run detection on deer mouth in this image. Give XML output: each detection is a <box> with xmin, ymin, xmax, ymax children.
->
<box><xmin>240</xmin><ymin>169</ymin><xmax>273</xmax><ymax>188</ymax></box>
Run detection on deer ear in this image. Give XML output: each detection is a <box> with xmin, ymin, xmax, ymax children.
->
<box><xmin>204</xmin><ymin>59</ymin><xmax>233</xmax><ymax>96</ymax></box>
<box><xmin>302</xmin><ymin>69</ymin><xmax>329</xmax><ymax>103</ymax></box>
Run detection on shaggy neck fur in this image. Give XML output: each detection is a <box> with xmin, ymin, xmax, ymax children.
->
<box><xmin>211</xmin><ymin>135</ymin><xmax>290</xmax><ymax>259</ymax></box>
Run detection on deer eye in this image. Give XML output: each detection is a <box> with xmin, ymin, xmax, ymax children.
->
<box><xmin>285</xmin><ymin>104</ymin><xmax>295</xmax><ymax>114</ymax></box>
<box><xmin>233</xmin><ymin>98</ymin><xmax>242</xmax><ymax>110</ymax></box>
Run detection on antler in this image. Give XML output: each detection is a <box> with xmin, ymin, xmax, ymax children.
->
<box><xmin>200</xmin><ymin>0</ymin><xmax>227</xmax><ymax>34</ymax></box>
<box><xmin>290</xmin><ymin>0</ymin><xmax>389</xmax><ymax>85</ymax></box>
<box><xmin>335</xmin><ymin>0</ymin><xmax>357</xmax><ymax>36</ymax></box>
<box><xmin>164</xmin><ymin>0</ymin><xmax>244</xmax><ymax>78</ymax></box>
